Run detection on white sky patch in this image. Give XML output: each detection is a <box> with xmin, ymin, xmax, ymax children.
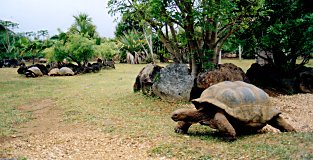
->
<box><xmin>0</xmin><ymin>0</ymin><xmax>118</xmax><ymax>38</ymax></box>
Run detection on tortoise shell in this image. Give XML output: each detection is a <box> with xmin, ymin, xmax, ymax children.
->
<box><xmin>48</xmin><ymin>68</ymin><xmax>60</xmax><ymax>76</ymax></box>
<box><xmin>27</xmin><ymin>67</ymin><xmax>43</xmax><ymax>76</ymax></box>
<box><xmin>192</xmin><ymin>81</ymin><xmax>280</xmax><ymax>123</ymax></box>
<box><xmin>59</xmin><ymin>67</ymin><xmax>74</xmax><ymax>76</ymax></box>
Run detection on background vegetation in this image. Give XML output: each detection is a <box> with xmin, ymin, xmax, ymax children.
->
<box><xmin>0</xmin><ymin>13</ymin><xmax>118</xmax><ymax>65</ymax></box>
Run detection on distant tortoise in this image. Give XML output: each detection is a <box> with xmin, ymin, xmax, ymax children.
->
<box><xmin>48</xmin><ymin>68</ymin><xmax>60</xmax><ymax>76</ymax></box>
<box><xmin>59</xmin><ymin>67</ymin><xmax>74</xmax><ymax>76</ymax></box>
<box><xmin>25</xmin><ymin>67</ymin><xmax>43</xmax><ymax>77</ymax></box>
<box><xmin>171</xmin><ymin>81</ymin><xmax>296</xmax><ymax>140</ymax></box>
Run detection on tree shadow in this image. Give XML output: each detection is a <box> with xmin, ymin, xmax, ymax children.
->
<box><xmin>185</xmin><ymin>126</ymin><xmax>262</xmax><ymax>142</ymax></box>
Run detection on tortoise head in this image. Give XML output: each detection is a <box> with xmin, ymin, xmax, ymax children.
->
<box><xmin>171</xmin><ymin>108</ymin><xmax>193</xmax><ymax>121</ymax></box>
<box><xmin>171</xmin><ymin>108</ymin><xmax>209</xmax><ymax>123</ymax></box>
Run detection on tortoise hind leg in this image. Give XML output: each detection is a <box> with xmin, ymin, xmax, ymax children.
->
<box><xmin>214</xmin><ymin>112</ymin><xmax>237</xmax><ymax>140</ymax></box>
<box><xmin>174</xmin><ymin>121</ymin><xmax>193</xmax><ymax>134</ymax></box>
<box><xmin>268</xmin><ymin>115</ymin><xmax>296</xmax><ymax>132</ymax></box>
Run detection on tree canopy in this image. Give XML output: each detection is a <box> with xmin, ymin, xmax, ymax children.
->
<box><xmin>68</xmin><ymin>13</ymin><xmax>99</xmax><ymax>39</ymax></box>
<box><xmin>108</xmin><ymin>0</ymin><xmax>265</xmax><ymax>75</ymax></box>
<box><xmin>0</xmin><ymin>20</ymin><xmax>19</xmax><ymax>59</ymax></box>
<box><xmin>53</xmin><ymin>34</ymin><xmax>95</xmax><ymax>66</ymax></box>
<box><xmin>238</xmin><ymin>0</ymin><xmax>313</xmax><ymax>75</ymax></box>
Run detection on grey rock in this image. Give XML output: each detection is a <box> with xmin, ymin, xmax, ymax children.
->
<box><xmin>299</xmin><ymin>69</ymin><xmax>313</xmax><ymax>93</ymax></box>
<box><xmin>133</xmin><ymin>63</ymin><xmax>163</xmax><ymax>96</ymax></box>
<box><xmin>152</xmin><ymin>63</ymin><xmax>194</xmax><ymax>102</ymax></box>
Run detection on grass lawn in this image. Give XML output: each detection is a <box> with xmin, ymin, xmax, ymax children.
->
<box><xmin>1</xmin><ymin>60</ymin><xmax>313</xmax><ymax>159</ymax></box>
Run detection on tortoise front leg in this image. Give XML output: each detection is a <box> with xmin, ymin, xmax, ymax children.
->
<box><xmin>214</xmin><ymin>112</ymin><xmax>237</xmax><ymax>140</ymax></box>
<box><xmin>174</xmin><ymin>121</ymin><xmax>193</xmax><ymax>134</ymax></box>
<box><xmin>268</xmin><ymin>115</ymin><xmax>296</xmax><ymax>132</ymax></box>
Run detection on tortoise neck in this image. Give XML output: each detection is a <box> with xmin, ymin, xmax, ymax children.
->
<box><xmin>188</xmin><ymin>110</ymin><xmax>211</xmax><ymax>122</ymax></box>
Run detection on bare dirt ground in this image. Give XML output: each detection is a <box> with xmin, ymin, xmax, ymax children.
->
<box><xmin>1</xmin><ymin>94</ymin><xmax>313</xmax><ymax>160</ymax></box>
<box><xmin>1</xmin><ymin>99</ymin><xmax>153</xmax><ymax>160</ymax></box>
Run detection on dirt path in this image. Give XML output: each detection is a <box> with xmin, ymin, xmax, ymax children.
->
<box><xmin>1</xmin><ymin>99</ymin><xmax>154</xmax><ymax>160</ymax></box>
<box><xmin>269</xmin><ymin>93</ymin><xmax>313</xmax><ymax>132</ymax></box>
<box><xmin>1</xmin><ymin>94</ymin><xmax>312</xmax><ymax>159</ymax></box>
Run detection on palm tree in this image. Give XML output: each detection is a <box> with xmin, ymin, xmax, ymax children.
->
<box><xmin>69</xmin><ymin>13</ymin><xmax>98</xmax><ymax>38</ymax></box>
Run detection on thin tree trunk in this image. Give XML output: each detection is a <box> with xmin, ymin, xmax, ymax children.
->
<box><xmin>218</xmin><ymin>50</ymin><xmax>222</xmax><ymax>64</ymax></box>
<box><xmin>239</xmin><ymin>45</ymin><xmax>242</xmax><ymax>61</ymax></box>
<box><xmin>143</xmin><ymin>27</ymin><xmax>154</xmax><ymax>62</ymax></box>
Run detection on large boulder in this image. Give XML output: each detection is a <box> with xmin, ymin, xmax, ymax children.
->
<box><xmin>197</xmin><ymin>63</ymin><xmax>249</xmax><ymax>89</ymax></box>
<box><xmin>246</xmin><ymin>63</ymin><xmax>290</xmax><ymax>94</ymax></box>
<box><xmin>246</xmin><ymin>63</ymin><xmax>313</xmax><ymax>94</ymax></box>
<box><xmin>298</xmin><ymin>69</ymin><xmax>313</xmax><ymax>93</ymax></box>
<box><xmin>152</xmin><ymin>63</ymin><xmax>194</xmax><ymax>102</ymax></box>
<box><xmin>133</xmin><ymin>63</ymin><xmax>163</xmax><ymax>96</ymax></box>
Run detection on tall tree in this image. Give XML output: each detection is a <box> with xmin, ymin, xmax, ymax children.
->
<box><xmin>94</xmin><ymin>39</ymin><xmax>118</xmax><ymax>61</ymax></box>
<box><xmin>239</xmin><ymin>0</ymin><xmax>313</xmax><ymax>76</ymax></box>
<box><xmin>21</xmin><ymin>36</ymin><xmax>52</xmax><ymax>64</ymax></box>
<box><xmin>37</xmin><ymin>30</ymin><xmax>49</xmax><ymax>41</ymax></box>
<box><xmin>53</xmin><ymin>34</ymin><xmax>95</xmax><ymax>66</ymax></box>
<box><xmin>108</xmin><ymin>0</ymin><xmax>264</xmax><ymax>76</ymax></box>
<box><xmin>118</xmin><ymin>30</ymin><xmax>144</xmax><ymax>54</ymax></box>
<box><xmin>69</xmin><ymin>13</ymin><xmax>98</xmax><ymax>39</ymax></box>
<box><xmin>114</xmin><ymin>13</ymin><xmax>143</xmax><ymax>38</ymax></box>
<box><xmin>0</xmin><ymin>20</ymin><xmax>19</xmax><ymax>58</ymax></box>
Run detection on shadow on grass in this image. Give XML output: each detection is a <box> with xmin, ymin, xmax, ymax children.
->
<box><xmin>185</xmin><ymin>125</ymin><xmax>267</xmax><ymax>143</ymax></box>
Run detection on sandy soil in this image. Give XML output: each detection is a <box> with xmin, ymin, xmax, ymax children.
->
<box><xmin>1</xmin><ymin>94</ymin><xmax>312</xmax><ymax>160</ymax></box>
<box><xmin>1</xmin><ymin>99</ymin><xmax>154</xmax><ymax>160</ymax></box>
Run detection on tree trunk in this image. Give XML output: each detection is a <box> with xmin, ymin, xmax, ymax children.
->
<box><xmin>218</xmin><ymin>50</ymin><xmax>222</xmax><ymax>64</ymax></box>
<box><xmin>158</xmin><ymin>31</ymin><xmax>181</xmax><ymax>62</ymax></box>
<box><xmin>143</xmin><ymin>27</ymin><xmax>154</xmax><ymax>62</ymax></box>
<box><xmin>239</xmin><ymin>45</ymin><xmax>242</xmax><ymax>61</ymax></box>
<box><xmin>191</xmin><ymin>57</ymin><xmax>197</xmax><ymax>77</ymax></box>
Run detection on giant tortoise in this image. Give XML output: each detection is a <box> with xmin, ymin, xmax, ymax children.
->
<box><xmin>25</xmin><ymin>67</ymin><xmax>43</xmax><ymax>77</ymax></box>
<box><xmin>171</xmin><ymin>81</ymin><xmax>296</xmax><ymax>140</ymax></box>
<box><xmin>59</xmin><ymin>67</ymin><xmax>74</xmax><ymax>76</ymax></box>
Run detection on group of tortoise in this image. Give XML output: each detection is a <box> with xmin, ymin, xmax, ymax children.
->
<box><xmin>17</xmin><ymin>63</ymin><xmax>76</xmax><ymax>77</ymax></box>
<box><xmin>171</xmin><ymin>81</ymin><xmax>296</xmax><ymax>140</ymax></box>
<box><xmin>27</xmin><ymin>66</ymin><xmax>75</xmax><ymax>77</ymax></box>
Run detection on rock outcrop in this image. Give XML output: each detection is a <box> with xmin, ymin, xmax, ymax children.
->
<box><xmin>152</xmin><ymin>63</ymin><xmax>194</xmax><ymax>102</ymax></box>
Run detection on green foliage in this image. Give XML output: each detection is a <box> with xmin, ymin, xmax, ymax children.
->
<box><xmin>145</xmin><ymin>54</ymin><xmax>158</xmax><ymax>63</ymax></box>
<box><xmin>0</xmin><ymin>20</ymin><xmax>19</xmax><ymax>59</ymax></box>
<box><xmin>53</xmin><ymin>34</ymin><xmax>95</xmax><ymax>65</ymax></box>
<box><xmin>117</xmin><ymin>30</ymin><xmax>146</xmax><ymax>54</ymax></box>
<box><xmin>42</xmin><ymin>46</ymin><xmax>55</xmax><ymax>62</ymax></box>
<box><xmin>45</xmin><ymin>13</ymin><xmax>101</xmax><ymax>64</ymax></box>
<box><xmin>108</xmin><ymin>0</ymin><xmax>265</xmax><ymax>74</ymax></box>
<box><xmin>0</xmin><ymin>20</ymin><xmax>53</xmax><ymax>61</ymax></box>
<box><xmin>238</xmin><ymin>0</ymin><xmax>313</xmax><ymax>73</ymax></box>
<box><xmin>68</xmin><ymin>13</ymin><xmax>99</xmax><ymax>39</ymax></box>
<box><xmin>94</xmin><ymin>40</ymin><xmax>118</xmax><ymax>60</ymax></box>
<box><xmin>114</xmin><ymin>13</ymin><xmax>143</xmax><ymax>38</ymax></box>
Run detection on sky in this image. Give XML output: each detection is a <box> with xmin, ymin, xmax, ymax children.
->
<box><xmin>0</xmin><ymin>0</ymin><xmax>118</xmax><ymax>38</ymax></box>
